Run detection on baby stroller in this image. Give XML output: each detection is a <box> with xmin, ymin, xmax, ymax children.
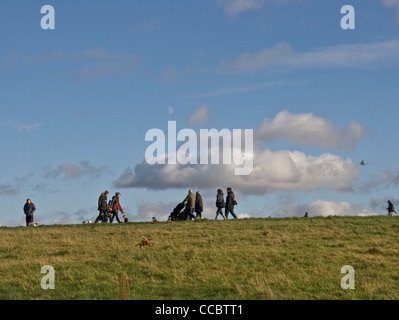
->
<box><xmin>168</xmin><ymin>202</ymin><xmax>186</xmax><ymax>221</ymax></box>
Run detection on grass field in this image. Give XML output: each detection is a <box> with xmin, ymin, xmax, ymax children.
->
<box><xmin>1</xmin><ymin>216</ymin><xmax>399</xmax><ymax>300</ymax></box>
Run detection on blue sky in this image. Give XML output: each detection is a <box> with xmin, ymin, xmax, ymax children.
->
<box><xmin>1</xmin><ymin>0</ymin><xmax>399</xmax><ymax>226</ymax></box>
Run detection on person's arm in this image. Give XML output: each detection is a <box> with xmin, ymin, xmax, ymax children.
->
<box><xmin>32</xmin><ymin>203</ymin><xmax>36</xmax><ymax>212</ymax></box>
<box><xmin>117</xmin><ymin>199</ymin><xmax>124</xmax><ymax>214</ymax></box>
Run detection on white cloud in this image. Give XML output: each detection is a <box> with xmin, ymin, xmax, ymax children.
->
<box><xmin>1</xmin><ymin>120</ymin><xmax>43</xmax><ymax>134</ymax></box>
<box><xmin>134</xmin><ymin>200</ymin><xmax>173</xmax><ymax>222</ymax></box>
<box><xmin>114</xmin><ymin>149</ymin><xmax>358</xmax><ymax>195</ymax></box>
<box><xmin>381</xmin><ymin>0</ymin><xmax>399</xmax><ymax>20</ymax></box>
<box><xmin>115</xmin><ymin>111</ymin><xmax>363</xmax><ymax>196</ymax></box>
<box><xmin>2</xmin><ymin>48</ymin><xmax>140</xmax><ymax>80</ymax></box>
<box><xmin>217</xmin><ymin>0</ymin><xmax>265</xmax><ymax>17</ymax></box>
<box><xmin>45</xmin><ymin>161</ymin><xmax>107</xmax><ymax>180</ymax></box>
<box><xmin>16</xmin><ymin>122</ymin><xmax>43</xmax><ymax>133</ymax></box>
<box><xmin>168</xmin><ymin>106</ymin><xmax>174</xmax><ymax>115</ymax></box>
<box><xmin>222</xmin><ymin>40</ymin><xmax>399</xmax><ymax>72</ymax></box>
<box><xmin>0</xmin><ymin>184</ymin><xmax>18</xmax><ymax>196</ymax></box>
<box><xmin>216</xmin><ymin>0</ymin><xmax>293</xmax><ymax>17</ymax></box>
<box><xmin>359</xmin><ymin>169</ymin><xmax>399</xmax><ymax>192</ymax></box>
<box><xmin>188</xmin><ymin>104</ymin><xmax>210</xmax><ymax>124</ymax></box>
<box><xmin>256</xmin><ymin>110</ymin><xmax>365</xmax><ymax>149</ymax></box>
<box><xmin>186</xmin><ymin>80</ymin><xmax>288</xmax><ymax>98</ymax></box>
<box><xmin>272</xmin><ymin>200</ymin><xmax>379</xmax><ymax>218</ymax></box>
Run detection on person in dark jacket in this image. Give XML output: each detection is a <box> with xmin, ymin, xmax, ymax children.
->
<box><xmin>94</xmin><ymin>190</ymin><xmax>109</xmax><ymax>225</ymax></box>
<box><xmin>110</xmin><ymin>192</ymin><xmax>124</xmax><ymax>223</ymax></box>
<box><xmin>225</xmin><ymin>187</ymin><xmax>237</xmax><ymax>219</ymax></box>
<box><xmin>215</xmin><ymin>189</ymin><xmax>226</xmax><ymax>220</ymax></box>
<box><xmin>387</xmin><ymin>200</ymin><xmax>396</xmax><ymax>216</ymax></box>
<box><xmin>23</xmin><ymin>199</ymin><xmax>36</xmax><ymax>226</ymax></box>
<box><xmin>195</xmin><ymin>191</ymin><xmax>203</xmax><ymax>219</ymax></box>
<box><xmin>183</xmin><ymin>189</ymin><xmax>196</xmax><ymax>220</ymax></box>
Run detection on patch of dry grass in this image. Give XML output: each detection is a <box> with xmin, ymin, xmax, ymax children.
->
<box><xmin>1</xmin><ymin>216</ymin><xmax>399</xmax><ymax>300</ymax></box>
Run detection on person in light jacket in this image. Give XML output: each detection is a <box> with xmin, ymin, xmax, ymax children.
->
<box><xmin>183</xmin><ymin>189</ymin><xmax>196</xmax><ymax>220</ymax></box>
<box><xmin>195</xmin><ymin>191</ymin><xmax>203</xmax><ymax>219</ymax></box>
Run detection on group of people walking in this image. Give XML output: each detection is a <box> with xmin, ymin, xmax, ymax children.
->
<box><xmin>181</xmin><ymin>189</ymin><xmax>203</xmax><ymax>220</ymax></box>
<box><xmin>180</xmin><ymin>187</ymin><xmax>238</xmax><ymax>220</ymax></box>
<box><xmin>94</xmin><ymin>190</ymin><xmax>128</xmax><ymax>225</ymax></box>
<box><xmin>215</xmin><ymin>187</ymin><xmax>238</xmax><ymax>219</ymax></box>
<box><xmin>22</xmin><ymin>192</ymin><xmax>397</xmax><ymax>226</ymax></box>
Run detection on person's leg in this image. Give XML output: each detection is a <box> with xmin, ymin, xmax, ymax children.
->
<box><xmin>99</xmin><ymin>212</ymin><xmax>104</xmax><ymax>222</ymax></box>
<box><xmin>225</xmin><ymin>209</ymin><xmax>229</xmax><ymax>219</ymax></box>
<box><xmin>26</xmin><ymin>215</ymin><xmax>33</xmax><ymax>226</ymax></box>
<box><xmin>216</xmin><ymin>208</ymin><xmax>224</xmax><ymax>219</ymax></box>
<box><xmin>115</xmin><ymin>213</ymin><xmax>121</xmax><ymax>223</ymax></box>
<box><xmin>230</xmin><ymin>209</ymin><xmax>237</xmax><ymax>219</ymax></box>
<box><xmin>93</xmin><ymin>212</ymin><xmax>103</xmax><ymax>226</ymax></box>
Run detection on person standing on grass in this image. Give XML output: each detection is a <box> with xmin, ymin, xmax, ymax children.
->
<box><xmin>215</xmin><ymin>189</ymin><xmax>226</xmax><ymax>220</ymax></box>
<box><xmin>195</xmin><ymin>191</ymin><xmax>203</xmax><ymax>219</ymax></box>
<box><xmin>225</xmin><ymin>187</ymin><xmax>237</xmax><ymax>219</ymax></box>
<box><xmin>94</xmin><ymin>190</ymin><xmax>109</xmax><ymax>225</ymax></box>
<box><xmin>23</xmin><ymin>199</ymin><xmax>36</xmax><ymax>226</ymax></box>
<box><xmin>387</xmin><ymin>200</ymin><xmax>396</xmax><ymax>216</ymax></box>
<box><xmin>110</xmin><ymin>192</ymin><xmax>124</xmax><ymax>223</ymax></box>
<box><xmin>183</xmin><ymin>189</ymin><xmax>196</xmax><ymax>220</ymax></box>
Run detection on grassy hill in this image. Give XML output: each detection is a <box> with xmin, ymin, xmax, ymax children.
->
<box><xmin>1</xmin><ymin>216</ymin><xmax>399</xmax><ymax>300</ymax></box>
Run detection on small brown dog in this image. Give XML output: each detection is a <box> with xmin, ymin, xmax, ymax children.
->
<box><xmin>137</xmin><ymin>236</ymin><xmax>152</xmax><ymax>248</ymax></box>
<box><xmin>152</xmin><ymin>217</ymin><xmax>157</xmax><ymax>223</ymax></box>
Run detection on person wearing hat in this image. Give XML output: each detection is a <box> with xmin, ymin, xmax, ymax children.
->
<box><xmin>110</xmin><ymin>192</ymin><xmax>124</xmax><ymax>223</ymax></box>
<box><xmin>94</xmin><ymin>190</ymin><xmax>109</xmax><ymax>225</ymax></box>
